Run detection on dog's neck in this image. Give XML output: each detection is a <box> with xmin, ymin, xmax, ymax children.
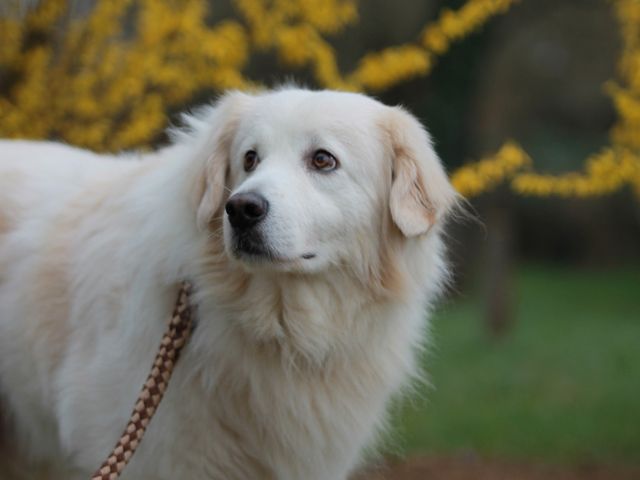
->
<box><xmin>191</xmin><ymin>240</ymin><xmax>386</xmax><ymax>370</ymax></box>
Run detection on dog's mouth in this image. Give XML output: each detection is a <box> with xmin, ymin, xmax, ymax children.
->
<box><xmin>231</xmin><ymin>231</ymin><xmax>317</xmax><ymax>265</ymax></box>
<box><xmin>232</xmin><ymin>231</ymin><xmax>271</xmax><ymax>259</ymax></box>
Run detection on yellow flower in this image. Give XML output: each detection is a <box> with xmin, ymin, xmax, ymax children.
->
<box><xmin>451</xmin><ymin>141</ymin><xmax>530</xmax><ymax>197</ymax></box>
<box><xmin>349</xmin><ymin>46</ymin><xmax>432</xmax><ymax>92</ymax></box>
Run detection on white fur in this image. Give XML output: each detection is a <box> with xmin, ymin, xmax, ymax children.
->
<box><xmin>0</xmin><ymin>88</ymin><xmax>457</xmax><ymax>479</ymax></box>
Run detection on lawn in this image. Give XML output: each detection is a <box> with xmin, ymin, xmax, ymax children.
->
<box><xmin>390</xmin><ymin>265</ymin><xmax>640</xmax><ymax>465</ymax></box>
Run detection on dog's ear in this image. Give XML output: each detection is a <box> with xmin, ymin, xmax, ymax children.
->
<box><xmin>194</xmin><ymin>91</ymin><xmax>251</xmax><ymax>230</ymax></box>
<box><xmin>383</xmin><ymin>106</ymin><xmax>457</xmax><ymax>237</ymax></box>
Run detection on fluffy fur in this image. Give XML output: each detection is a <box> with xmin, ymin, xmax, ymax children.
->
<box><xmin>0</xmin><ymin>88</ymin><xmax>457</xmax><ymax>479</ymax></box>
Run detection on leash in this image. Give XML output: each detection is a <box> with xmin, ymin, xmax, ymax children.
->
<box><xmin>91</xmin><ymin>282</ymin><xmax>194</xmax><ymax>480</ymax></box>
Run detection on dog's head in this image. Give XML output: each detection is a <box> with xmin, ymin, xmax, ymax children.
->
<box><xmin>193</xmin><ymin>88</ymin><xmax>457</xmax><ymax>283</ymax></box>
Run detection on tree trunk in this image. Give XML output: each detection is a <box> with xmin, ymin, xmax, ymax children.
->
<box><xmin>484</xmin><ymin>202</ymin><xmax>515</xmax><ymax>337</ymax></box>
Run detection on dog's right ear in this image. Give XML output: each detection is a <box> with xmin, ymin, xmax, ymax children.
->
<box><xmin>193</xmin><ymin>92</ymin><xmax>251</xmax><ymax>230</ymax></box>
<box><xmin>382</xmin><ymin>106</ymin><xmax>458</xmax><ymax>237</ymax></box>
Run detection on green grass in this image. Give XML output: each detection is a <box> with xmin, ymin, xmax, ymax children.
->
<box><xmin>391</xmin><ymin>265</ymin><xmax>640</xmax><ymax>464</ymax></box>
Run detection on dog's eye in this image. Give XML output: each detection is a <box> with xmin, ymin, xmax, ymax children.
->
<box><xmin>311</xmin><ymin>150</ymin><xmax>338</xmax><ymax>172</ymax></box>
<box><xmin>244</xmin><ymin>150</ymin><xmax>259</xmax><ymax>172</ymax></box>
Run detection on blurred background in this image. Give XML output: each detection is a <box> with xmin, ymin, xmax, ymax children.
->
<box><xmin>1</xmin><ymin>0</ymin><xmax>639</xmax><ymax>478</ymax></box>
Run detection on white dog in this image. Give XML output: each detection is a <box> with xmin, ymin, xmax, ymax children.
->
<box><xmin>0</xmin><ymin>88</ymin><xmax>457</xmax><ymax>479</ymax></box>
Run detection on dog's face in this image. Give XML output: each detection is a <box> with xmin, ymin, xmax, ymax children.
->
<box><xmin>196</xmin><ymin>89</ymin><xmax>457</xmax><ymax>276</ymax></box>
<box><xmin>224</xmin><ymin>90</ymin><xmax>393</xmax><ymax>273</ymax></box>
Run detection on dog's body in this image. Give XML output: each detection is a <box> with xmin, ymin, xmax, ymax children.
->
<box><xmin>0</xmin><ymin>88</ymin><xmax>456</xmax><ymax>479</ymax></box>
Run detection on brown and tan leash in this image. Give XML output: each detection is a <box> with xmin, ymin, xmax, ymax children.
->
<box><xmin>91</xmin><ymin>282</ymin><xmax>194</xmax><ymax>480</ymax></box>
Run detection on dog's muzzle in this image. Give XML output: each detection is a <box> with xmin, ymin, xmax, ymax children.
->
<box><xmin>225</xmin><ymin>192</ymin><xmax>270</xmax><ymax>256</ymax></box>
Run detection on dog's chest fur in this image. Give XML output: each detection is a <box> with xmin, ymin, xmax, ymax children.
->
<box><xmin>91</xmin><ymin>278</ymin><xmax>421</xmax><ymax>480</ymax></box>
<box><xmin>151</xmin><ymin>275</ymin><xmax>418</xmax><ymax>479</ymax></box>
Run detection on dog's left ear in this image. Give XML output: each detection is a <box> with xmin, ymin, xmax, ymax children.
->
<box><xmin>383</xmin><ymin>106</ymin><xmax>458</xmax><ymax>237</ymax></box>
<box><xmin>194</xmin><ymin>91</ymin><xmax>251</xmax><ymax>230</ymax></box>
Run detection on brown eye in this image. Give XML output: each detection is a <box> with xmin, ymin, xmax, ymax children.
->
<box><xmin>244</xmin><ymin>150</ymin><xmax>259</xmax><ymax>172</ymax></box>
<box><xmin>311</xmin><ymin>149</ymin><xmax>338</xmax><ymax>172</ymax></box>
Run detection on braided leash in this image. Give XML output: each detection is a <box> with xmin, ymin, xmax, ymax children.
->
<box><xmin>91</xmin><ymin>282</ymin><xmax>193</xmax><ymax>480</ymax></box>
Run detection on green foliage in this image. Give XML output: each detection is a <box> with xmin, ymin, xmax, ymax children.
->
<box><xmin>392</xmin><ymin>266</ymin><xmax>640</xmax><ymax>463</ymax></box>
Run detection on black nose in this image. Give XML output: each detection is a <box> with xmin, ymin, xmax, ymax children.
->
<box><xmin>225</xmin><ymin>192</ymin><xmax>269</xmax><ymax>230</ymax></box>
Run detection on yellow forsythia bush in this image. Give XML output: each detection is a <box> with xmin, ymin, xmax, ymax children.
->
<box><xmin>0</xmin><ymin>0</ymin><xmax>638</xmax><ymax>198</ymax></box>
